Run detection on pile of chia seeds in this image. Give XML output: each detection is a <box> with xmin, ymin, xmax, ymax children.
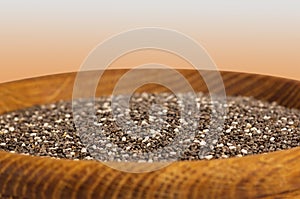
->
<box><xmin>0</xmin><ymin>92</ymin><xmax>299</xmax><ymax>161</ymax></box>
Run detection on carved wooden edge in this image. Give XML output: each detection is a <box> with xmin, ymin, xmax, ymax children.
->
<box><xmin>0</xmin><ymin>69</ymin><xmax>299</xmax><ymax>114</ymax></box>
<box><xmin>1</xmin><ymin>147</ymin><xmax>300</xmax><ymax>199</ymax></box>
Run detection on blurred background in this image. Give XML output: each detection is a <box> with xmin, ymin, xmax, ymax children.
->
<box><xmin>0</xmin><ymin>0</ymin><xmax>299</xmax><ymax>83</ymax></box>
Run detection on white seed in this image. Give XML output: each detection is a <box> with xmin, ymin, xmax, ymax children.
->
<box><xmin>55</xmin><ymin>119</ymin><xmax>62</xmax><ymax>123</ymax></box>
<box><xmin>142</xmin><ymin>136</ymin><xmax>149</xmax><ymax>142</ymax></box>
<box><xmin>281</xmin><ymin>117</ymin><xmax>287</xmax><ymax>122</ymax></box>
<box><xmin>81</xmin><ymin>148</ymin><xmax>87</xmax><ymax>153</ymax></box>
<box><xmin>204</xmin><ymin>155</ymin><xmax>213</xmax><ymax>160</ymax></box>
<box><xmin>221</xmin><ymin>154</ymin><xmax>228</xmax><ymax>158</ymax></box>
<box><xmin>256</xmin><ymin>130</ymin><xmax>262</xmax><ymax>134</ymax></box>
<box><xmin>126</xmin><ymin>146</ymin><xmax>131</xmax><ymax>150</ymax></box>
<box><xmin>263</xmin><ymin>135</ymin><xmax>268</xmax><ymax>139</ymax></box>
<box><xmin>246</xmin><ymin>123</ymin><xmax>252</xmax><ymax>129</ymax></box>
<box><xmin>216</xmin><ymin>143</ymin><xmax>224</xmax><ymax>147</ymax></box>
<box><xmin>106</xmin><ymin>143</ymin><xmax>112</xmax><ymax>148</ymax></box>
<box><xmin>250</xmin><ymin>127</ymin><xmax>257</xmax><ymax>131</ymax></box>
<box><xmin>141</xmin><ymin>120</ymin><xmax>148</xmax><ymax>125</ymax></box>
<box><xmin>241</xmin><ymin>149</ymin><xmax>248</xmax><ymax>154</ymax></box>
<box><xmin>30</xmin><ymin>133</ymin><xmax>37</xmax><ymax>137</ymax></box>
<box><xmin>193</xmin><ymin>139</ymin><xmax>200</xmax><ymax>144</ymax></box>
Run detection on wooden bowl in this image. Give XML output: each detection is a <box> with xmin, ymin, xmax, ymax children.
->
<box><xmin>0</xmin><ymin>69</ymin><xmax>300</xmax><ymax>199</ymax></box>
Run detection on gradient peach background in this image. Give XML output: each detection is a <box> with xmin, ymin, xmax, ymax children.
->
<box><xmin>0</xmin><ymin>1</ymin><xmax>299</xmax><ymax>83</ymax></box>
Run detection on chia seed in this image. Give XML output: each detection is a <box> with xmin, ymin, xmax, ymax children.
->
<box><xmin>0</xmin><ymin>92</ymin><xmax>299</xmax><ymax>161</ymax></box>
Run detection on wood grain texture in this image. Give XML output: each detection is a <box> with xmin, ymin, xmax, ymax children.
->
<box><xmin>0</xmin><ymin>69</ymin><xmax>300</xmax><ymax>199</ymax></box>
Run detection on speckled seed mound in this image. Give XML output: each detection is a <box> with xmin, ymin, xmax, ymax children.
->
<box><xmin>0</xmin><ymin>92</ymin><xmax>300</xmax><ymax>161</ymax></box>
